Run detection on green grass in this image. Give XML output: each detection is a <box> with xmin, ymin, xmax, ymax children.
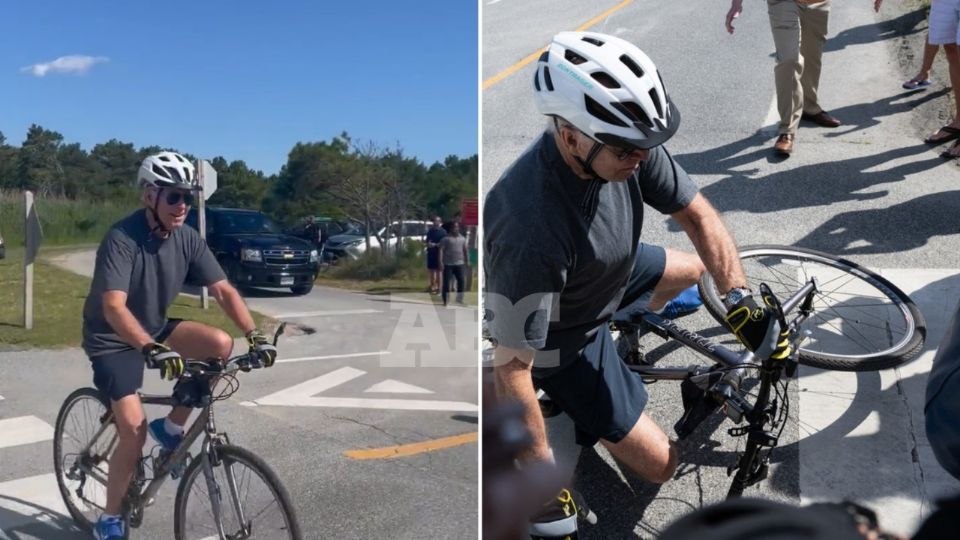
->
<box><xmin>0</xmin><ymin>247</ymin><xmax>269</xmax><ymax>349</ymax></box>
<box><xmin>315</xmin><ymin>242</ymin><xmax>478</xmax><ymax>306</ymax></box>
<box><xmin>0</xmin><ymin>191</ymin><xmax>136</xmax><ymax>247</ymax></box>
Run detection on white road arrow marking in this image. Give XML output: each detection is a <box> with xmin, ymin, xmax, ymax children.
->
<box><xmin>248</xmin><ymin>367</ymin><xmax>476</xmax><ymax>412</ymax></box>
<box><xmin>364</xmin><ymin>380</ymin><xmax>434</xmax><ymax>394</ymax></box>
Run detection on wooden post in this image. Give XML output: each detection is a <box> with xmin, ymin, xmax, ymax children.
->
<box><xmin>23</xmin><ymin>191</ymin><xmax>34</xmax><ymax>329</ymax></box>
<box><xmin>197</xmin><ymin>162</ymin><xmax>209</xmax><ymax>309</ymax></box>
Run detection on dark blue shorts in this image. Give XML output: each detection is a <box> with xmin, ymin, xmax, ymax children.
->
<box><xmin>427</xmin><ymin>248</ymin><xmax>441</xmax><ymax>270</ymax></box>
<box><xmin>533</xmin><ymin>243</ymin><xmax>666</xmax><ymax>447</ymax></box>
<box><xmin>90</xmin><ymin>318</ymin><xmax>182</xmax><ymax>401</ymax></box>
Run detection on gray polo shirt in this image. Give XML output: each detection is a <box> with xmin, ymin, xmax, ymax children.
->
<box><xmin>440</xmin><ymin>235</ymin><xmax>468</xmax><ymax>265</ymax></box>
<box><xmin>483</xmin><ymin>132</ymin><xmax>698</xmax><ymax>369</ymax></box>
<box><xmin>82</xmin><ymin>209</ymin><xmax>227</xmax><ymax>357</ymax></box>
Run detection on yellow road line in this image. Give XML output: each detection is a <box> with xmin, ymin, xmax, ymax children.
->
<box><xmin>344</xmin><ymin>431</ymin><xmax>478</xmax><ymax>460</ymax></box>
<box><xmin>482</xmin><ymin>0</ymin><xmax>634</xmax><ymax>90</ymax></box>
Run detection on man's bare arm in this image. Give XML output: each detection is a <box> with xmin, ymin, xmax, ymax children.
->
<box><xmin>208</xmin><ymin>279</ymin><xmax>256</xmax><ymax>335</ymax></box>
<box><xmin>670</xmin><ymin>193</ymin><xmax>747</xmax><ymax>293</ymax></box>
<box><xmin>493</xmin><ymin>345</ymin><xmax>552</xmax><ymax>464</ymax></box>
<box><xmin>102</xmin><ymin>291</ymin><xmax>155</xmax><ymax>350</ymax></box>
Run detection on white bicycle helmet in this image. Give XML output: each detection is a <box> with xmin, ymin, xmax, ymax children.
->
<box><xmin>138</xmin><ymin>151</ymin><xmax>201</xmax><ymax>191</ymax></box>
<box><xmin>533</xmin><ymin>31</ymin><xmax>680</xmax><ymax>151</ymax></box>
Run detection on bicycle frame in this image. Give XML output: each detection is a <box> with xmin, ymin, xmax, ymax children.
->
<box><xmin>627</xmin><ymin>279</ymin><xmax>816</xmax><ymax>379</ymax></box>
<box><xmin>620</xmin><ymin>279</ymin><xmax>818</xmax><ymax>497</ymax></box>
<box><xmin>71</xmin><ymin>392</ymin><xmax>221</xmax><ymax>515</ymax></box>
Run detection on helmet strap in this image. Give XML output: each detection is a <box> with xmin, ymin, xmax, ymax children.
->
<box><xmin>574</xmin><ymin>141</ymin><xmax>605</xmax><ymax>181</ymax></box>
<box><xmin>148</xmin><ymin>187</ymin><xmax>171</xmax><ymax>238</ymax></box>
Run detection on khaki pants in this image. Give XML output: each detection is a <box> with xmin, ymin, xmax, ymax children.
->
<box><xmin>768</xmin><ymin>0</ymin><xmax>830</xmax><ymax>134</ymax></box>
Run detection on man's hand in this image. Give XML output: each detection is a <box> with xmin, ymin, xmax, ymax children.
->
<box><xmin>723</xmin><ymin>294</ymin><xmax>791</xmax><ymax>360</ymax></box>
<box><xmin>726</xmin><ymin>0</ymin><xmax>744</xmax><ymax>34</ymax></box>
<box><xmin>246</xmin><ymin>329</ymin><xmax>278</xmax><ymax>367</ymax></box>
<box><xmin>142</xmin><ymin>343</ymin><xmax>185</xmax><ymax>381</ymax></box>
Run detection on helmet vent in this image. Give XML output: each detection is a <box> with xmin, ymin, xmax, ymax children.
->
<box><xmin>533</xmin><ymin>69</ymin><xmax>541</xmax><ymax>91</ymax></box>
<box><xmin>164</xmin><ymin>166</ymin><xmax>183</xmax><ymax>183</ymax></box>
<box><xmin>619</xmin><ymin>54</ymin><xmax>644</xmax><ymax>78</ymax></box>
<box><xmin>612</xmin><ymin>101</ymin><xmax>652</xmax><ymax>128</ymax></box>
<box><xmin>538</xmin><ymin>50</ymin><xmax>550</xmax><ymax>63</ymax></box>
<box><xmin>585</xmin><ymin>95</ymin><xmax>627</xmax><ymax>127</ymax></box>
<box><xmin>544</xmin><ymin>66</ymin><xmax>554</xmax><ymax>91</ymax></box>
<box><xmin>648</xmin><ymin>88</ymin><xmax>664</xmax><ymax>118</ymax></box>
<box><xmin>581</xmin><ymin>36</ymin><xmax>605</xmax><ymax>47</ymax></box>
<box><xmin>564</xmin><ymin>49</ymin><xmax>587</xmax><ymax>65</ymax></box>
<box><xmin>152</xmin><ymin>164</ymin><xmax>169</xmax><ymax>178</ymax></box>
<box><xmin>591</xmin><ymin>72</ymin><xmax>621</xmax><ymax>89</ymax></box>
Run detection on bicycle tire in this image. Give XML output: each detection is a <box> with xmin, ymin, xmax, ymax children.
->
<box><xmin>173</xmin><ymin>444</ymin><xmax>302</xmax><ymax>540</ymax></box>
<box><xmin>699</xmin><ymin>245</ymin><xmax>926</xmax><ymax>371</ymax></box>
<box><xmin>53</xmin><ymin>387</ymin><xmax>114</xmax><ymax>532</ymax></box>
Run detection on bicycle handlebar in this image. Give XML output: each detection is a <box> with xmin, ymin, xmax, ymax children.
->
<box><xmin>179</xmin><ymin>322</ymin><xmax>287</xmax><ymax>379</ymax></box>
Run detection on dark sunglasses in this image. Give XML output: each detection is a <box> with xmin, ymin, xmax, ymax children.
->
<box><xmin>164</xmin><ymin>191</ymin><xmax>195</xmax><ymax>206</ymax></box>
<box><xmin>604</xmin><ymin>144</ymin><xmax>646</xmax><ymax>161</ymax></box>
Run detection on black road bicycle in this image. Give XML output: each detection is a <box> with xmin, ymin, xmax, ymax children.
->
<box><xmin>486</xmin><ymin>246</ymin><xmax>926</xmax><ymax>498</ymax></box>
<box><xmin>53</xmin><ymin>324</ymin><xmax>303</xmax><ymax>539</ymax></box>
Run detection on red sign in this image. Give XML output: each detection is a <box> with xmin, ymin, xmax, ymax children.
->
<box><xmin>460</xmin><ymin>198</ymin><xmax>478</xmax><ymax>226</ymax></box>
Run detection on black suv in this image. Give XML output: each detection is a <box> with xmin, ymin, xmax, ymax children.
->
<box><xmin>186</xmin><ymin>207</ymin><xmax>320</xmax><ymax>295</ymax></box>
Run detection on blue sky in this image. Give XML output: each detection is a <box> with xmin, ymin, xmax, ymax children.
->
<box><xmin>0</xmin><ymin>1</ymin><xmax>478</xmax><ymax>175</ymax></box>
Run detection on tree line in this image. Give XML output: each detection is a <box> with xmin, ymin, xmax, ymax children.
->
<box><xmin>0</xmin><ymin>124</ymin><xmax>477</xmax><ymax>235</ymax></box>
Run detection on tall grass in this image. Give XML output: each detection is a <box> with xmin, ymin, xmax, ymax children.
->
<box><xmin>329</xmin><ymin>241</ymin><xmax>427</xmax><ymax>281</ymax></box>
<box><xmin>0</xmin><ymin>190</ymin><xmax>136</xmax><ymax>247</ymax></box>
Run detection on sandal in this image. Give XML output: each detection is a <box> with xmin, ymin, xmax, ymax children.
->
<box><xmin>903</xmin><ymin>77</ymin><xmax>932</xmax><ymax>90</ymax></box>
<box><xmin>940</xmin><ymin>140</ymin><xmax>960</xmax><ymax>160</ymax></box>
<box><xmin>925</xmin><ymin>125</ymin><xmax>960</xmax><ymax>145</ymax></box>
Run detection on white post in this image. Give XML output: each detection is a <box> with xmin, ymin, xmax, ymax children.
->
<box><xmin>23</xmin><ymin>191</ymin><xmax>34</xmax><ymax>329</ymax></box>
<box><xmin>197</xmin><ymin>162</ymin><xmax>209</xmax><ymax>310</ymax></box>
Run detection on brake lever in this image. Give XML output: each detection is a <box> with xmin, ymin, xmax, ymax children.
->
<box><xmin>273</xmin><ymin>322</ymin><xmax>287</xmax><ymax>346</ymax></box>
<box><xmin>758</xmin><ymin>283</ymin><xmax>788</xmax><ymax>330</ymax></box>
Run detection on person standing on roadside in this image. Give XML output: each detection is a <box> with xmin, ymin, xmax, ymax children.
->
<box><xmin>425</xmin><ymin>215</ymin><xmax>447</xmax><ymax>295</ymax></box>
<box><xmin>438</xmin><ymin>221</ymin><xmax>468</xmax><ymax>306</ymax></box>
<box><xmin>725</xmin><ymin>0</ymin><xmax>884</xmax><ymax>156</ymax></box>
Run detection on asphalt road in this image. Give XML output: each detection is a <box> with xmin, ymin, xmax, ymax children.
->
<box><xmin>483</xmin><ymin>0</ymin><xmax>960</xmax><ymax>537</ymax></box>
<box><xmin>0</xmin><ymin>253</ymin><xmax>477</xmax><ymax>539</ymax></box>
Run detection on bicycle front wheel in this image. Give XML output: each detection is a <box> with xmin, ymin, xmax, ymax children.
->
<box><xmin>700</xmin><ymin>245</ymin><xmax>925</xmax><ymax>371</ymax></box>
<box><xmin>174</xmin><ymin>444</ymin><xmax>302</xmax><ymax>540</ymax></box>
<box><xmin>53</xmin><ymin>387</ymin><xmax>115</xmax><ymax>531</ymax></box>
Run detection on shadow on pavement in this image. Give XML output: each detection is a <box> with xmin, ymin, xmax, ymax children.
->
<box><xmin>825</xmin><ymin>6</ymin><xmax>928</xmax><ymax>53</ymax></box>
<box><xmin>0</xmin><ymin>494</ymin><xmax>86</xmax><ymax>540</ymax></box>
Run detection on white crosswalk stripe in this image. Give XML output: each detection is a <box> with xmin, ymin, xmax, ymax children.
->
<box><xmin>0</xmin><ymin>412</ymin><xmax>74</xmax><ymax>537</ymax></box>
<box><xmin>0</xmin><ymin>416</ymin><xmax>54</xmax><ymax>450</ymax></box>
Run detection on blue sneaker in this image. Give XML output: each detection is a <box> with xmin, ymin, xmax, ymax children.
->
<box><xmin>660</xmin><ymin>285</ymin><xmax>703</xmax><ymax>319</ymax></box>
<box><xmin>149</xmin><ymin>418</ymin><xmax>186</xmax><ymax>478</ymax></box>
<box><xmin>93</xmin><ymin>515</ymin><xmax>124</xmax><ymax>540</ymax></box>
<box><xmin>147</xmin><ymin>418</ymin><xmax>182</xmax><ymax>451</ymax></box>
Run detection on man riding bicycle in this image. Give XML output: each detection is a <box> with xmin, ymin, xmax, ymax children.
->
<box><xmin>482</xmin><ymin>31</ymin><xmax>790</xmax><ymax>536</ymax></box>
<box><xmin>81</xmin><ymin>151</ymin><xmax>278</xmax><ymax>540</ymax></box>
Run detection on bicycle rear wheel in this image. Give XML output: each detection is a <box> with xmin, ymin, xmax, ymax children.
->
<box><xmin>700</xmin><ymin>245</ymin><xmax>925</xmax><ymax>371</ymax></box>
<box><xmin>174</xmin><ymin>444</ymin><xmax>302</xmax><ymax>540</ymax></box>
<box><xmin>53</xmin><ymin>387</ymin><xmax>115</xmax><ymax>531</ymax></box>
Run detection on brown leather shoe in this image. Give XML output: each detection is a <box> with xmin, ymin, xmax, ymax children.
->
<box><xmin>802</xmin><ymin>110</ymin><xmax>842</xmax><ymax>128</ymax></box>
<box><xmin>774</xmin><ymin>134</ymin><xmax>794</xmax><ymax>155</ymax></box>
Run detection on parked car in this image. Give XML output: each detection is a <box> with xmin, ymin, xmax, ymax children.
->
<box><xmin>186</xmin><ymin>207</ymin><xmax>320</xmax><ymax>295</ymax></box>
<box><xmin>284</xmin><ymin>217</ymin><xmax>356</xmax><ymax>248</ymax></box>
<box><xmin>324</xmin><ymin>220</ymin><xmax>428</xmax><ymax>260</ymax></box>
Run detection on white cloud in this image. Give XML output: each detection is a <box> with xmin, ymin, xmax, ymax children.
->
<box><xmin>20</xmin><ymin>55</ymin><xmax>109</xmax><ymax>77</ymax></box>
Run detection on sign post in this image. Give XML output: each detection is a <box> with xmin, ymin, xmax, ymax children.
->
<box><xmin>197</xmin><ymin>160</ymin><xmax>218</xmax><ymax>309</ymax></box>
<box><xmin>23</xmin><ymin>191</ymin><xmax>43</xmax><ymax>329</ymax></box>
<box><xmin>460</xmin><ymin>198</ymin><xmax>478</xmax><ymax>295</ymax></box>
